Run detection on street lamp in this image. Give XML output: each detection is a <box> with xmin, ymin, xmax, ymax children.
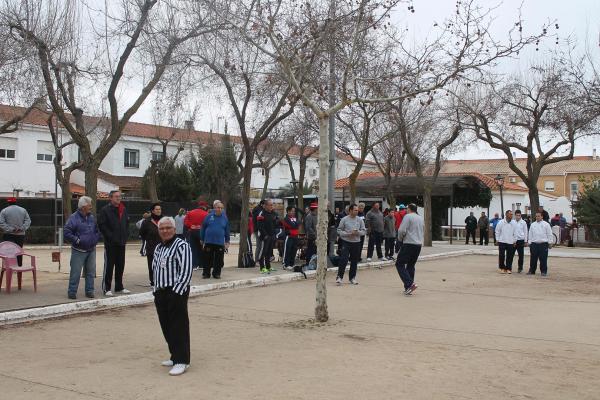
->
<box><xmin>290</xmin><ymin>179</ymin><xmax>299</xmax><ymax>208</ymax></box>
<box><xmin>494</xmin><ymin>174</ymin><xmax>505</xmax><ymax>216</ymax></box>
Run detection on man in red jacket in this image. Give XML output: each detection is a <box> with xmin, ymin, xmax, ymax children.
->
<box><xmin>184</xmin><ymin>199</ymin><xmax>209</xmax><ymax>270</ymax></box>
<box><xmin>394</xmin><ymin>204</ymin><xmax>407</xmax><ymax>253</ymax></box>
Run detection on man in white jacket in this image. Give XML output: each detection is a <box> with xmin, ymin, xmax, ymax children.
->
<box><xmin>495</xmin><ymin>210</ymin><xmax>518</xmax><ymax>274</ymax></box>
<box><xmin>527</xmin><ymin>212</ymin><xmax>554</xmax><ymax>276</ymax></box>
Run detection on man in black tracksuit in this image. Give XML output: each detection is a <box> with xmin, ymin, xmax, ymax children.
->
<box><xmin>256</xmin><ymin>199</ymin><xmax>278</xmax><ymax>273</ymax></box>
<box><xmin>98</xmin><ymin>190</ymin><xmax>130</xmax><ymax>296</ymax></box>
<box><xmin>252</xmin><ymin>200</ymin><xmax>265</xmax><ymax>267</ymax></box>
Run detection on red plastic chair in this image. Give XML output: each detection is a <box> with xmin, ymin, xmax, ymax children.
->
<box><xmin>0</xmin><ymin>241</ymin><xmax>37</xmax><ymax>293</ymax></box>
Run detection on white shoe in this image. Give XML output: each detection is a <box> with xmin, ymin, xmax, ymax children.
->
<box><xmin>336</xmin><ymin>276</ymin><xmax>342</xmax><ymax>285</ymax></box>
<box><xmin>350</xmin><ymin>279</ymin><xmax>358</xmax><ymax>285</ymax></box>
<box><xmin>117</xmin><ymin>289</ymin><xmax>131</xmax><ymax>294</ymax></box>
<box><xmin>161</xmin><ymin>360</ymin><xmax>174</xmax><ymax>367</ymax></box>
<box><xmin>366</xmin><ymin>258</ymin><xmax>372</xmax><ymax>262</ymax></box>
<box><xmin>104</xmin><ymin>291</ymin><xmax>113</xmax><ymax>297</ymax></box>
<box><xmin>169</xmin><ymin>364</ymin><xmax>189</xmax><ymax>376</ymax></box>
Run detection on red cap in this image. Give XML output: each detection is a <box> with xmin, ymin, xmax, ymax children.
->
<box><xmin>7</xmin><ymin>197</ymin><xmax>17</xmax><ymax>203</ymax></box>
<box><xmin>309</xmin><ymin>202</ymin><xmax>318</xmax><ymax>209</ymax></box>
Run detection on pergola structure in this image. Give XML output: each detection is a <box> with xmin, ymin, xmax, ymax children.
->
<box><xmin>347</xmin><ymin>174</ymin><xmax>493</xmax><ymax>243</ymax></box>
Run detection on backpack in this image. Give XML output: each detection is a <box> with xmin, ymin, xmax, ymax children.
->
<box><xmin>241</xmin><ymin>250</ymin><xmax>255</xmax><ymax>268</ymax></box>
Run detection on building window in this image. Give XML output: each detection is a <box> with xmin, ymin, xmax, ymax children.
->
<box><xmin>570</xmin><ymin>182</ymin><xmax>579</xmax><ymax>196</ymax></box>
<box><xmin>36</xmin><ymin>140</ymin><xmax>54</xmax><ymax>162</ymax></box>
<box><xmin>544</xmin><ymin>181</ymin><xmax>555</xmax><ymax>192</ymax></box>
<box><xmin>151</xmin><ymin>151</ymin><xmax>164</xmax><ymax>162</ymax></box>
<box><xmin>509</xmin><ymin>177</ymin><xmax>517</xmax><ymax>183</ymax></box>
<box><xmin>124</xmin><ymin>148</ymin><xmax>139</xmax><ymax>168</ymax></box>
<box><xmin>0</xmin><ymin>149</ymin><xmax>16</xmax><ymax>159</ymax></box>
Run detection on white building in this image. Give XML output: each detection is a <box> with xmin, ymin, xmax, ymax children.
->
<box><xmin>0</xmin><ymin>104</ymin><xmax>377</xmax><ymax>198</ymax></box>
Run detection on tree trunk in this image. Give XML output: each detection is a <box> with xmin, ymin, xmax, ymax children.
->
<box><xmin>84</xmin><ymin>162</ymin><xmax>100</xmax><ymax>210</ymax></box>
<box><xmin>315</xmin><ymin>114</ymin><xmax>330</xmax><ymax>323</ymax></box>
<box><xmin>61</xmin><ymin>168</ymin><xmax>75</xmax><ymax>217</ymax></box>
<box><xmin>528</xmin><ymin>181</ymin><xmax>540</xmax><ymax>216</ymax></box>
<box><xmin>423</xmin><ymin>186</ymin><xmax>433</xmax><ymax>247</ymax></box>
<box><xmin>298</xmin><ymin>158</ymin><xmax>307</xmax><ymax>216</ymax></box>
<box><xmin>262</xmin><ymin>168</ymin><xmax>270</xmax><ymax>199</ymax></box>
<box><xmin>349</xmin><ymin>170</ymin><xmax>359</xmax><ymax>204</ymax></box>
<box><xmin>148</xmin><ymin>163</ymin><xmax>159</xmax><ymax>203</ymax></box>
<box><xmin>237</xmin><ymin>154</ymin><xmax>254</xmax><ymax>268</ymax></box>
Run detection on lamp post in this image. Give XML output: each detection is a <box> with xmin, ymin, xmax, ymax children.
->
<box><xmin>494</xmin><ymin>174</ymin><xmax>505</xmax><ymax>216</ymax></box>
<box><xmin>290</xmin><ymin>179</ymin><xmax>299</xmax><ymax>209</ymax></box>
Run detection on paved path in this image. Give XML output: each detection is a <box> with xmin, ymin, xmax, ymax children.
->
<box><xmin>1</xmin><ymin>255</ymin><xmax>599</xmax><ymax>399</ymax></box>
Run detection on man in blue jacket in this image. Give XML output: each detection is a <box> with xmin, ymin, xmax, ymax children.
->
<box><xmin>199</xmin><ymin>200</ymin><xmax>230</xmax><ymax>279</ymax></box>
<box><xmin>64</xmin><ymin>196</ymin><xmax>101</xmax><ymax>299</ymax></box>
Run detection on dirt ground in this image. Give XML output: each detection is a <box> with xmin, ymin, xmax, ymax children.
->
<box><xmin>1</xmin><ymin>254</ymin><xmax>599</xmax><ymax>400</ymax></box>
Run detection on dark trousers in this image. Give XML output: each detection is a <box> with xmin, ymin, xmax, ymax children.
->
<box><xmin>283</xmin><ymin>236</ymin><xmax>298</xmax><ymax>267</ymax></box>
<box><xmin>396</xmin><ymin>243</ymin><xmax>422</xmax><ymax>290</ymax></box>
<box><xmin>305</xmin><ymin>238</ymin><xmax>317</xmax><ymax>266</ymax></box>
<box><xmin>146</xmin><ymin>253</ymin><xmax>154</xmax><ymax>286</ymax></box>
<box><xmin>465</xmin><ymin>229</ymin><xmax>476</xmax><ymax>245</ymax></box>
<box><xmin>154</xmin><ymin>288</ymin><xmax>190</xmax><ymax>365</ymax></box>
<box><xmin>103</xmin><ymin>244</ymin><xmax>125</xmax><ymax>293</ymax></box>
<box><xmin>384</xmin><ymin>237</ymin><xmax>395</xmax><ymax>258</ymax></box>
<box><xmin>515</xmin><ymin>240</ymin><xmax>525</xmax><ymax>271</ymax></box>
<box><xmin>479</xmin><ymin>229</ymin><xmax>489</xmax><ymax>245</ymax></box>
<box><xmin>529</xmin><ymin>242</ymin><xmax>549</xmax><ymax>274</ymax></box>
<box><xmin>2</xmin><ymin>234</ymin><xmax>24</xmax><ymax>266</ymax></box>
<box><xmin>498</xmin><ymin>242</ymin><xmax>515</xmax><ymax>270</ymax></box>
<box><xmin>395</xmin><ymin>239</ymin><xmax>403</xmax><ymax>254</ymax></box>
<box><xmin>337</xmin><ymin>240</ymin><xmax>361</xmax><ymax>280</ymax></box>
<box><xmin>259</xmin><ymin>236</ymin><xmax>275</xmax><ymax>269</ymax></box>
<box><xmin>188</xmin><ymin>231</ymin><xmax>201</xmax><ymax>268</ymax></box>
<box><xmin>367</xmin><ymin>231</ymin><xmax>384</xmax><ymax>259</ymax></box>
<box><xmin>203</xmin><ymin>243</ymin><xmax>225</xmax><ymax>278</ymax></box>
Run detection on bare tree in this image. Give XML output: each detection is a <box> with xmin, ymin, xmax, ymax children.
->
<box><xmin>188</xmin><ymin>31</ymin><xmax>297</xmax><ymax>268</ymax></box>
<box><xmin>256</xmin><ymin>127</ymin><xmax>295</xmax><ymax>198</ymax></box>
<box><xmin>3</xmin><ymin>0</ymin><xmax>220</xmax><ymax>206</ymax></box>
<box><xmin>222</xmin><ymin>0</ymin><xmax>549</xmax><ymax>322</ymax></box>
<box><xmin>458</xmin><ymin>60</ymin><xmax>598</xmax><ymax>213</ymax></box>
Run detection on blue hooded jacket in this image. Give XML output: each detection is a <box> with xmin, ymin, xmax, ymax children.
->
<box><xmin>64</xmin><ymin>210</ymin><xmax>101</xmax><ymax>252</ymax></box>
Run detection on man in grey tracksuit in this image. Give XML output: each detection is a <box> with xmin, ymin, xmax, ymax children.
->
<box><xmin>395</xmin><ymin>203</ymin><xmax>424</xmax><ymax>295</ymax></box>
<box><xmin>336</xmin><ymin>204</ymin><xmax>366</xmax><ymax>284</ymax></box>
<box><xmin>0</xmin><ymin>197</ymin><xmax>31</xmax><ymax>266</ymax></box>
<box><xmin>365</xmin><ymin>203</ymin><xmax>384</xmax><ymax>261</ymax></box>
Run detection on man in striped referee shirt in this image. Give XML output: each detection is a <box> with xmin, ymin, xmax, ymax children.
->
<box><xmin>153</xmin><ymin>216</ymin><xmax>193</xmax><ymax>376</ymax></box>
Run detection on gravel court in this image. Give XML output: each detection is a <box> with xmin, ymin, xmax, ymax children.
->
<box><xmin>1</xmin><ymin>255</ymin><xmax>599</xmax><ymax>400</ymax></box>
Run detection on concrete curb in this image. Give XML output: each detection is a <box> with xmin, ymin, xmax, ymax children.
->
<box><xmin>0</xmin><ymin>248</ymin><xmax>591</xmax><ymax>326</ymax></box>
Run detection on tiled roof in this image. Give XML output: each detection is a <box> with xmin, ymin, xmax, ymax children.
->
<box><xmin>69</xmin><ymin>183</ymin><xmax>109</xmax><ymax>198</ymax></box>
<box><xmin>0</xmin><ymin>104</ymin><xmax>371</xmax><ymax>165</ymax></box>
<box><xmin>335</xmin><ymin>171</ymin><xmax>528</xmax><ymax>192</ymax></box>
<box><xmin>97</xmin><ymin>170</ymin><xmax>142</xmax><ymax>190</ymax></box>
<box><xmin>442</xmin><ymin>157</ymin><xmax>600</xmax><ymax>176</ymax></box>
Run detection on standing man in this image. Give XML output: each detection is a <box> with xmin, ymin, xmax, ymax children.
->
<box><xmin>64</xmin><ymin>196</ymin><xmax>101</xmax><ymax>299</ymax></box>
<box><xmin>357</xmin><ymin>202</ymin><xmax>366</xmax><ymax>261</ymax></box>
<box><xmin>199</xmin><ymin>201</ymin><xmax>230</xmax><ymax>279</ymax></box>
<box><xmin>152</xmin><ymin>217</ymin><xmax>193</xmax><ymax>376</ymax></box>
<box><xmin>282</xmin><ymin>206</ymin><xmax>300</xmax><ymax>270</ymax></box>
<box><xmin>174</xmin><ymin>208</ymin><xmax>186</xmax><ymax>240</ymax></box>
<box><xmin>98</xmin><ymin>190</ymin><xmax>130</xmax><ymax>296</ymax></box>
<box><xmin>184</xmin><ymin>199</ymin><xmax>209</xmax><ymax>271</ymax></box>
<box><xmin>495</xmin><ymin>210</ymin><xmax>518</xmax><ymax>274</ymax></box>
<box><xmin>538</xmin><ymin>205</ymin><xmax>550</xmax><ymax>223</ymax></box>
<box><xmin>139</xmin><ymin>203</ymin><xmax>162</xmax><ymax>287</ymax></box>
<box><xmin>513</xmin><ymin>210</ymin><xmax>528</xmax><ymax>273</ymax></box>
<box><xmin>464</xmin><ymin>211</ymin><xmax>478</xmax><ymax>245</ymax></box>
<box><xmin>528</xmin><ymin>211</ymin><xmax>554</xmax><ymax>276</ymax></box>
<box><xmin>478</xmin><ymin>212</ymin><xmax>489</xmax><ymax>245</ymax></box>
<box><xmin>336</xmin><ymin>204</ymin><xmax>366</xmax><ymax>285</ymax></box>
<box><xmin>395</xmin><ymin>203</ymin><xmax>424</xmax><ymax>295</ymax></box>
<box><xmin>252</xmin><ymin>200</ymin><xmax>265</xmax><ymax>267</ymax></box>
<box><xmin>394</xmin><ymin>204</ymin><xmax>407</xmax><ymax>253</ymax></box>
<box><xmin>490</xmin><ymin>213</ymin><xmax>501</xmax><ymax>245</ymax></box>
<box><xmin>303</xmin><ymin>202</ymin><xmax>318</xmax><ymax>267</ymax></box>
<box><xmin>365</xmin><ymin>202</ymin><xmax>384</xmax><ymax>261</ymax></box>
<box><xmin>256</xmin><ymin>199</ymin><xmax>278</xmax><ymax>274</ymax></box>
<box><xmin>383</xmin><ymin>209</ymin><xmax>396</xmax><ymax>260</ymax></box>
<box><xmin>0</xmin><ymin>197</ymin><xmax>31</xmax><ymax>266</ymax></box>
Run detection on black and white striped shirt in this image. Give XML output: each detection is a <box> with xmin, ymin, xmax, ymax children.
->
<box><xmin>152</xmin><ymin>237</ymin><xmax>193</xmax><ymax>295</ymax></box>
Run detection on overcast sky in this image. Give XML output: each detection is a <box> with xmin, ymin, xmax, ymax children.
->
<box><xmin>128</xmin><ymin>0</ymin><xmax>600</xmax><ymax>160</ymax></box>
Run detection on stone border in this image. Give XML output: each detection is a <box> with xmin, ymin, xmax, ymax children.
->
<box><xmin>2</xmin><ymin>247</ymin><xmax>592</xmax><ymax>326</ymax></box>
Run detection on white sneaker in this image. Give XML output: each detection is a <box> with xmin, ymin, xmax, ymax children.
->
<box><xmin>336</xmin><ymin>276</ymin><xmax>342</xmax><ymax>285</ymax></box>
<box><xmin>366</xmin><ymin>258</ymin><xmax>372</xmax><ymax>262</ymax></box>
<box><xmin>161</xmin><ymin>360</ymin><xmax>174</xmax><ymax>367</ymax></box>
<box><xmin>350</xmin><ymin>279</ymin><xmax>358</xmax><ymax>285</ymax></box>
<box><xmin>117</xmin><ymin>289</ymin><xmax>131</xmax><ymax>294</ymax></box>
<box><xmin>104</xmin><ymin>291</ymin><xmax>113</xmax><ymax>297</ymax></box>
<box><xmin>169</xmin><ymin>364</ymin><xmax>189</xmax><ymax>376</ymax></box>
